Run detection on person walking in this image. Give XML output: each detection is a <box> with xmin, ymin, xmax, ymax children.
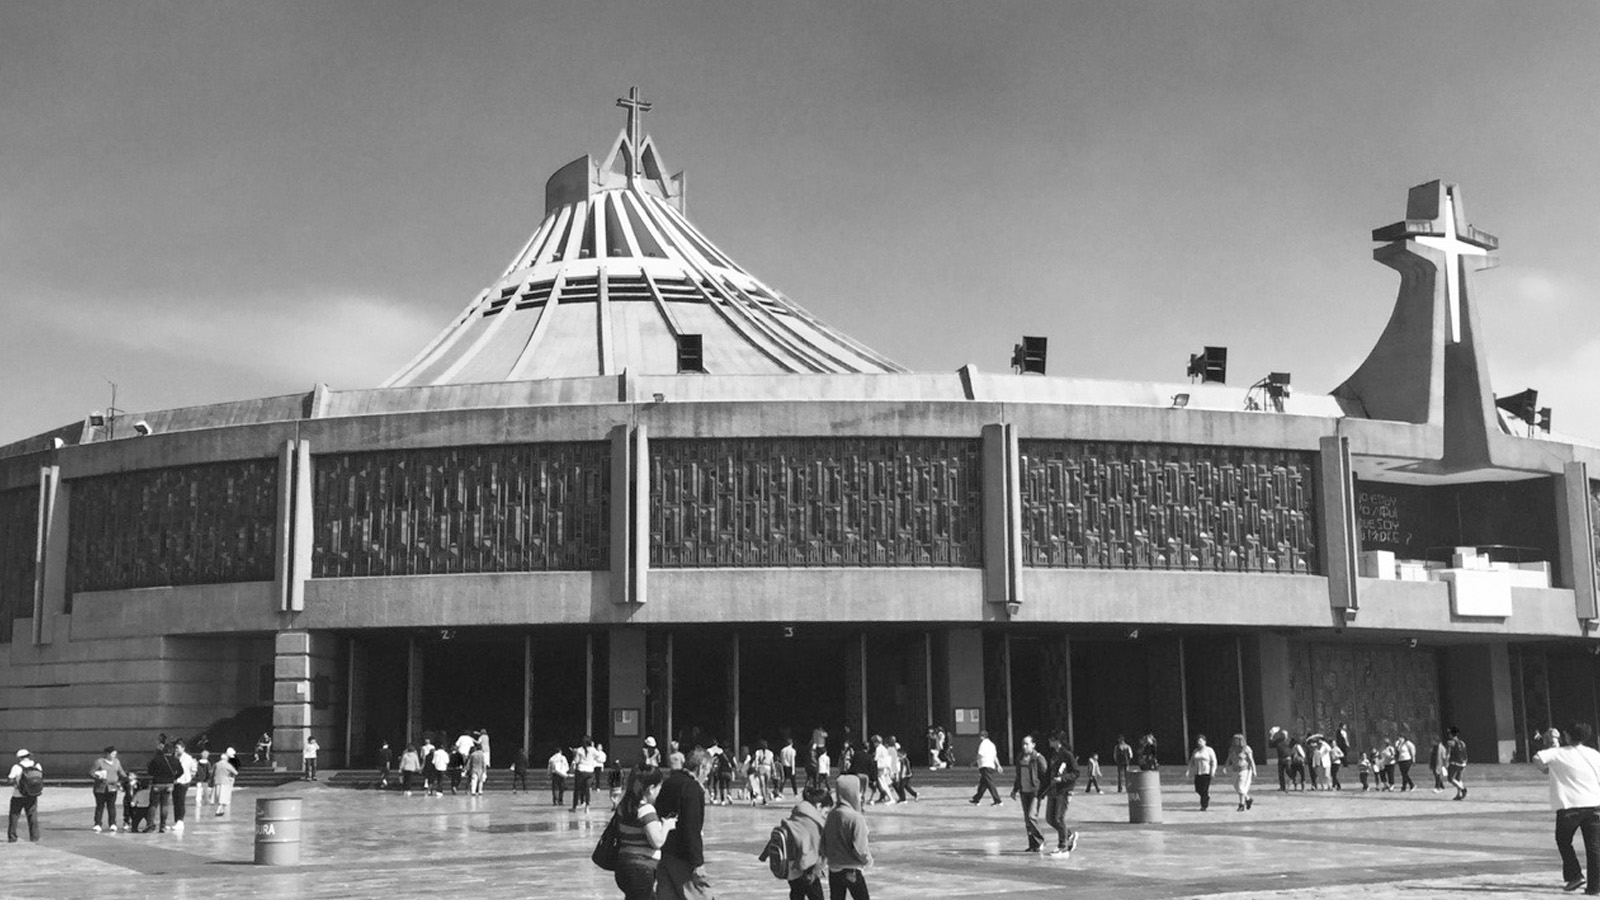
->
<box><xmin>823</xmin><ymin>774</ymin><xmax>873</xmax><ymax>899</ymax></box>
<box><xmin>399</xmin><ymin>745</ymin><xmax>421</xmax><ymax>796</ymax></box>
<box><xmin>1083</xmin><ymin>752</ymin><xmax>1103</xmax><ymax>793</ymax></box>
<box><xmin>752</xmin><ymin>740</ymin><xmax>775</xmax><ymax>805</ymax></box>
<box><xmin>146</xmin><ymin>735</ymin><xmax>179</xmax><ymax>833</ymax></box>
<box><xmin>1329</xmin><ymin>740</ymin><xmax>1344</xmax><ymax>791</ymax></box>
<box><xmin>549</xmin><ymin>745</ymin><xmax>570</xmax><ymax>806</ymax></box>
<box><xmin>871</xmin><ymin>735</ymin><xmax>896</xmax><ymax>805</ymax></box>
<box><xmin>212</xmin><ymin>749</ymin><xmax>238</xmax><ymax>816</ymax></box>
<box><xmin>572</xmin><ymin>737</ymin><xmax>597</xmax><ymax>811</ymax></box>
<box><xmin>1010</xmin><ymin>734</ymin><xmax>1049</xmax><ymax>852</ymax></box>
<box><xmin>764</xmin><ymin>785</ymin><xmax>827</xmax><ymax>900</ymax></box>
<box><xmin>779</xmin><ymin>738</ymin><xmax>798</xmax><ymax>796</ymax></box>
<box><xmin>1535</xmin><ymin>723</ymin><xmax>1600</xmax><ymax>895</ymax></box>
<box><xmin>1227</xmin><ymin>734</ymin><xmax>1257</xmax><ymax>811</ymax></box>
<box><xmin>1432</xmin><ymin>734</ymin><xmax>1450</xmax><ymax>792</ymax></box>
<box><xmin>1445</xmin><ymin>726</ymin><xmax>1469</xmax><ymax>800</ymax></box>
<box><xmin>89</xmin><ymin>746</ymin><xmax>126</xmax><ymax>832</ymax></box>
<box><xmin>1268</xmin><ymin>727</ymin><xmax>1290</xmax><ymax>792</ymax></box>
<box><xmin>429</xmin><ymin>741</ymin><xmax>451</xmax><ymax>798</ymax></box>
<box><xmin>302</xmin><ymin>735</ymin><xmax>320</xmax><ymax>781</ymax></box>
<box><xmin>1396</xmin><ymin>733</ymin><xmax>1417</xmax><ymax>792</ymax></box>
<box><xmin>196</xmin><ymin>750</ymin><xmax>215</xmax><ymax>808</ymax></box>
<box><xmin>172</xmin><ymin>739</ymin><xmax>197</xmax><ymax>834</ymax></box>
<box><xmin>376</xmin><ymin>741</ymin><xmax>393</xmax><ymax>789</ymax></box>
<box><xmin>892</xmin><ymin>740</ymin><xmax>918</xmax><ymax>802</ymax></box>
<box><xmin>467</xmin><ymin>740</ymin><xmax>488</xmax><ymax>795</ymax></box>
<box><xmin>1188</xmin><ymin>735</ymin><xmax>1218</xmax><ymax>811</ymax></box>
<box><xmin>613</xmin><ymin>767</ymin><xmax>672</xmax><ymax>900</ymax></box>
<box><xmin>7</xmin><ymin>749</ymin><xmax>44</xmax><ymax>843</ymax></box>
<box><xmin>970</xmin><ymin>731</ymin><xmax>1003</xmax><ymax>806</ymax></box>
<box><xmin>510</xmin><ymin>746</ymin><xmax>530</xmax><ymax>793</ymax></box>
<box><xmin>1043</xmin><ymin>733</ymin><xmax>1080</xmax><ymax>858</ymax></box>
<box><xmin>1378</xmin><ymin>740</ymin><xmax>1397</xmax><ymax>791</ymax></box>
<box><xmin>655</xmin><ymin>752</ymin><xmax>712</xmax><ymax>900</ymax></box>
<box><xmin>1113</xmin><ymin>735</ymin><xmax>1134</xmax><ymax>792</ymax></box>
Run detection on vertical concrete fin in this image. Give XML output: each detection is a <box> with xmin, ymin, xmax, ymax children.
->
<box><xmin>1319</xmin><ymin>435</ymin><xmax>1360</xmax><ymax>616</ymax></box>
<box><xmin>981</xmin><ymin>423</ymin><xmax>1022</xmax><ymax>610</ymax></box>
<box><xmin>290</xmin><ymin>439</ymin><xmax>313</xmax><ymax>612</ymax></box>
<box><xmin>1559</xmin><ymin>461</ymin><xmax>1598</xmax><ymax>622</ymax></box>
<box><xmin>609</xmin><ymin>425</ymin><xmax>632</xmax><ymax>604</ymax></box>
<box><xmin>32</xmin><ymin>465</ymin><xmax>60</xmax><ymax>646</ymax></box>
<box><xmin>632</xmin><ymin>424</ymin><xmax>650</xmax><ymax>604</ymax></box>
<box><xmin>274</xmin><ymin>440</ymin><xmax>296</xmax><ymax>612</ymax></box>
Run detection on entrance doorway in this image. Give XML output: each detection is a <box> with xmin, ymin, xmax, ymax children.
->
<box><xmin>739</xmin><ymin>627</ymin><xmax>851</xmax><ymax>752</ymax></box>
<box><xmin>419</xmin><ymin>633</ymin><xmax>523</xmax><ymax>753</ymax></box>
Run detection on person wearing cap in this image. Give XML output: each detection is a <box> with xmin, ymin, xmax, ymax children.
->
<box><xmin>89</xmin><ymin>746</ymin><xmax>126</xmax><ymax>833</ymax></box>
<box><xmin>212</xmin><ymin>749</ymin><xmax>238</xmax><ymax>816</ymax></box>
<box><xmin>8</xmin><ymin>749</ymin><xmax>43</xmax><ymax>842</ymax></box>
<box><xmin>643</xmin><ymin>736</ymin><xmax>661</xmax><ymax>769</ymax></box>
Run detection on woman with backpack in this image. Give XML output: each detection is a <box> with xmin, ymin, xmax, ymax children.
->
<box><xmin>611</xmin><ymin>767</ymin><xmax>672</xmax><ymax>900</ymax></box>
<box><xmin>8</xmin><ymin>748</ymin><xmax>44</xmax><ymax>843</ymax></box>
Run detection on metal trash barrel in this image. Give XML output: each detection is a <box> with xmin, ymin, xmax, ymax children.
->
<box><xmin>1127</xmin><ymin>769</ymin><xmax>1163</xmax><ymax>824</ymax></box>
<box><xmin>254</xmin><ymin>797</ymin><xmax>302</xmax><ymax>865</ymax></box>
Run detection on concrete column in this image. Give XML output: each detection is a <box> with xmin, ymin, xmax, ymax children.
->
<box><xmin>406</xmin><ymin>637</ymin><xmax>422</xmax><ymax>745</ymax></box>
<box><xmin>1556</xmin><ymin>462</ymin><xmax>1597</xmax><ymax>622</ymax></box>
<box><xmin>731</xmin><ymin>632</ymin><xmax>742</xmax><ymax>754</ymax></box>
<box><xmin>273</xmin><ymin>630</ymin><xmax>345</xmax><ymax>763</ymax></box>
<box><xmin>585</xmin><ymin>633</ymin><xmax>595</xmax><ymax>739</ymax></box>
<box><xmin>1441</xmin><ymin>642</ymin><xmax>1517</xmax><ymax>764</ymax></box>
<box><xmin>941</xmin><ymin>627</ymin><xmax>987</xmax><ymax>763</ymax></box>
<box><xmin>1177</xmin><ymin>636</ymin><xmax>1191</xmax><ymax>753</ymax></box>
<box><xmin>1248</xmin><ymin>633</ymin><xmax>1294</xmax><ymax>740</ymax></box>
<box><xmin>274</xmin><ymin>439</ymin><xmax>295</xmax><ymax>612</ymax></box>
<box><xmin>1318</xmin><ymin>435</ymin><xmax>1359</xmax><ymax>619</ymax></box>
<box><xmin>290</xmin><ymin>440</ymin><xmax>313</xmax><ymax>612</ymax></box>
<box><xmin>608</xmin><ymin>627</ymin><xmax>647</xmax><ymax>764</ymax></box>
<box><xmin>523</xmin><ymin>635</ymin><xmax>533</xmax><ymax>756</ymax></box>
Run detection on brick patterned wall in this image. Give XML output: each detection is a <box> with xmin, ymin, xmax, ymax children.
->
<box><xmin>0</xmin><ymin>486</ymin><xmax>37</xmax><ymax>643</ymax></box>
<box><xmin>312</xmin><ymin>443</ymin><xmax>610</xmax><ymax>577</ymax></box>
<box><xmin>68</xmin><ymin>460</ymin><xmax>278</xmax><ymax>596</ymax></box>
<box><xmin>649</xmin><ymin>438</ymin><xmax>983</xmax><ymax>568</ymax></box>
<box><xmin>1019</xmin><ymin>441</ymin><xmax>1319</xmax><ymax>573</ymax></box>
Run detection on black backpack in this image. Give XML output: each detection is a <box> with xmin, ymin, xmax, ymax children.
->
<box><xmin>18</xmin><ymin>765</ymin><xmax>44</xmax><ymax>798</ymax></box>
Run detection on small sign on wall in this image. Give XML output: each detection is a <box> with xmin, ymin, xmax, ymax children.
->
<box><xmin>612</xmin><ymin>708</ymin><xmax>640</xmax><ymax>737</ymax></box>
<box><xmin>953</xmin><ymin>707</ymin><xmax>981</xmax><ymax>735</ymax></box>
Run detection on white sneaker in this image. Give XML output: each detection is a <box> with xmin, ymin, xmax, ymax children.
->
<box><xmin>92</xmin><ymin>825</ymin><xmax>101</xmax><ymax>832</ymax></box>
<box><xmin>1049</xmin><ymin>847</ymin><xmax>1071</xmax><ymax>858</ymax></box>
<box><xmin>1065</xmin><ymin>830</ymin><xmax>1079</xmax><ymax>853</ymax></box>
<box><xmin>173</xmin><ymin>820</ymin><xmax>184</xmax><ymax>834</ymax></box>
<box><xmin>109</xmin><ymin>824</ymin><xmax>118</xmax><ymax>833</ymax></box>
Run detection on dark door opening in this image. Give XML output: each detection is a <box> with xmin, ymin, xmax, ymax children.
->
<box><xmin>739</xmin><ymin>628</ymin><xmax>851</xmax><ymax>753</ymax></box>
<box><xmin>419</xmin><ymin>635</ymin><xmax>523</xmax><ymax>755</ymax></box>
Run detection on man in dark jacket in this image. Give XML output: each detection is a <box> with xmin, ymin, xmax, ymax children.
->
<box><xmin>1044</xmin><ymin>733</ymin><xmax>1081</xmax><ymax>858</ymax></box>
<box><xmin>146</xmin><ymin>735</ymin><xmax>180</xmax><ymax>833</ymax></box>
<box><xmin>655</xmin><ymin>752</ymin><xmax>711</xmax><ymax>900</ymax></box>
<box><xmin>1010</xmin><ymin>733</ymin><xmax>1049</xmax><ymax>852</ymax></box>
<box><xmin>1269</xmin><ymin>727</ymin><xmax>1290</xmax><ymax>792</ymax></box>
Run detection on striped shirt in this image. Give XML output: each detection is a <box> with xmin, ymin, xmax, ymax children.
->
<box><xmin>617</xmin><ymin>801</ymin><xmax>660</xmax><ymax>863</ymax></box>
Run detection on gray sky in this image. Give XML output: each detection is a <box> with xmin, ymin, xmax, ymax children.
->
<box><xmin>4</xmin><ymin>1</ymin><xmax>1598</xmax><ymax>442</ymax></box>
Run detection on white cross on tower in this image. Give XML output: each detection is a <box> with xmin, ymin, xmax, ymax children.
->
<box><xmin>615</xmin><ymin>86</ymin><xmax>653</xmax><ymax>185</ymax></box>
<box><xmin>1411</xmin><ymin>188</ymin><xmax>1493</xmax><ymax>345</ymax></box>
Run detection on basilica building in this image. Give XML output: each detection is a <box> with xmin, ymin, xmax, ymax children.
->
<box><xmin>3</xmin><ymin>91</ymin><xmax>1597</xmax><ymax>770</ymax></box>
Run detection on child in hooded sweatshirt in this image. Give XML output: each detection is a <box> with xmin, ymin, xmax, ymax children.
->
<box><xmin>823</xmin><ymin>776</ymin><xmax>873</xmax><ymax>900</ymax></box>
<box><xmin>764</xmin><ymin>785</ymin><xmax>829</xmax><ymax>900</ymax></box>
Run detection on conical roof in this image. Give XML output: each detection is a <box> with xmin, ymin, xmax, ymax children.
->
<box><xmin>385</xmin><ymin>91</ymin><xmax>904</xmax><ymax>387</ymax></box>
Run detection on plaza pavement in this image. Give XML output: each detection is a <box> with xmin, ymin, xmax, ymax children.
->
<box><xmin>0</xmin><ymin>766</ymin><xmax>1574</xmax><ymax>899</ymax></box>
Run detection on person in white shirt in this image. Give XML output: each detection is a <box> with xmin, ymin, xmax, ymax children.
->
<box><xmin>969</xmin><ymin>731</ymin><xmax>1003</xmax><ymax>805</ymax></box>
<box><xmin>1535</xmin><ymin>723</ymin><xmax>1600</xmax><ymax>894</ymax></box>
<box><xmin>571</xmin><ymin>737</ymin><xmax>597</xmax><ymax>811</ymax></box>
<box><xmin>778</xmin><ymin>739</ymin><xmax>798</xmax><ymax>796</ymax></box>
<box><xmin>1187</xmin><ymin>735</ymin><xmax>1219</xmax><ymax>811</ymax></box>
<box><xmin>302</xmin><ymin>736</ymin><xmax>321</xmax><ymax>781</ymax></box>
<box><xmin>548</xmin><ymin>746</ymin><xmax>570</xmax><ymax>806</ymax></box>
<box><xmin>172</xmin><ymin>740</ymin><xmax>198</xmax><ymax>833</ymax></box>
<box><xmin>429</xmin><ymin>743</ymin><xmax>450</xmax><ymax>797</ymax></box>
<box><xmin>871</xmin><ymin>735</ymin><xmax>897</xmax><ymax>804</ymax></box>
<box><xmin>1396</xmin><ymin>734</ymin><xmax>1417</xmax><ymax>792</ymax></box>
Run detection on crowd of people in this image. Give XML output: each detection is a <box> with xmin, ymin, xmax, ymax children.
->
<box><xmin>18</xmin><ymin>716</ymin><xmax>1600</xmax><ymax>899</ymax></box>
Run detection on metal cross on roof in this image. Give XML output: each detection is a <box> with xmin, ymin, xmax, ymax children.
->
<box><xmin>615</xmin><ymin>86</ymin><xmax>653</xmax><ymax>183</ymax></box>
